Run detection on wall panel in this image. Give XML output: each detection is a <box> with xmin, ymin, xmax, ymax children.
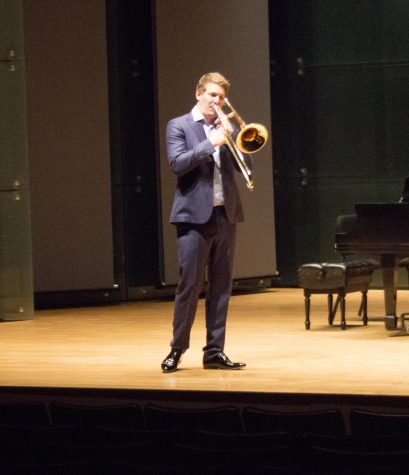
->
<box><xmin>0</xmin><ymin>0</ymin><xmax>33</xmax><ymax>320</ymax></box>
<box><xmin>155</xmin><ymin>0</ymin><xmax>277</xmax><ymax>285</ymax></box>
<box><xmin>23</xmin><ymin>0</ymin><xmax>115</xmax><ymax>293</ymax></box>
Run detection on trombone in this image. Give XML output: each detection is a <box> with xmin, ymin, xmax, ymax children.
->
<box><xmin>212</xmin><ymin>99</ymin><xmax>268</xmax><ymax>192</ymax></box>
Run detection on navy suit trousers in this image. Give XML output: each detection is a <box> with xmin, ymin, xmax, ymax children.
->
<box><xmin>171</xmin><ymin>206</ymin><xmax>237</xmax><ymax>357</ymax></box>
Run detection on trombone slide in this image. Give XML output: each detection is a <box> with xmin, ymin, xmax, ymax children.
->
<box><xmin>212</xmin><ymin>104</ymin><xmax>254</xmax><ymax>191</ymax></box>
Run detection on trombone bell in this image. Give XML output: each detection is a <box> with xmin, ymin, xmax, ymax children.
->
<box><xmin>236</xmin><ymin>123</ymin><xmax>269</xmax><ymax>153</ymax></box>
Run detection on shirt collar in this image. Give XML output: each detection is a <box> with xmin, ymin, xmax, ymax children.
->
<box><xmin>191</xmin><ymin>105</ymin><xmax>205</xmax><ymax>123</ymax></box>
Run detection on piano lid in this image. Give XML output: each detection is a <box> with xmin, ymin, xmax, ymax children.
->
<box><xmin>335</xmin><ymin>175</ymin><xmax>409</xmax><ymax>258</ymax></box>
<box><xmin>335</xmin><ymin>202</ymin><xmax>409</xmax><ymax>255</ymax></box>
<box><xmin>354</xmin><ymin>202</ymin><xmax>409</xmax><ymax>220</ymax></box>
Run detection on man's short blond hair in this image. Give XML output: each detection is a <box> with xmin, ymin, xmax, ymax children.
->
<box><xmin>196</xmin><ymin>72</ymin><xmax>230</xmax><ymax>95</ymax></box>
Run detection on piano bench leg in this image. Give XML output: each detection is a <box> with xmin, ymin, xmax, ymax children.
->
<box><xmin>362</xmin><ymin>290</ymin><xmax>368</xmax><ymax>326</ymax></box>
<box><xmin>327</xmin><ymin>293</ymin><xmax>333</xmax><ymax>325</ymax></box>
<box><xmin>340</xmin><ymin>293</ymin><xmax>346</xmax><ymax>330</ymax></box>
<box><xmin>329</xmin><ymin>295</ymin><xmax>339</xmax><ymax>326</ymax></box>
<box><xmin>304</xmin><ymin>293</ymin><xmax>311</xmax><ymax>330</ymax></box>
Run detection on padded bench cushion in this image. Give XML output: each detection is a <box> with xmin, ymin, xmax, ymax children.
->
<box><xmin>298</xmin><ymin>261</ymin><xmax>376</xmax><ymax>291</ymax></box>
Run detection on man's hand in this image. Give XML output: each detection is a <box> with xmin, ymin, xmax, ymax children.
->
<box><xmin>209</xmin><ymin>127</ymin><xmax>228</xmax><ymax>147</ymax></box>
<box><xmin>214</xmin><ymin>116</ymin><xmax>233</xmax><ymax>134</ymax></box>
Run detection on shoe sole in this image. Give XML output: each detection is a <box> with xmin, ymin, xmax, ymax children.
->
<box><xmin>203</xmin><ymin>365</ymin><xmax>245</xmax><ymax>370</ymax></box>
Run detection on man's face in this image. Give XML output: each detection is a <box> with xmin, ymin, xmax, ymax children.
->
<box><xmin>196</xmin><ymin>82</ymin><xmax>226</xmax><ymax>123</ymax></box>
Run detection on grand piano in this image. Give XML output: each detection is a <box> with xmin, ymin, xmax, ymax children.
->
<box><xmin>335</xmin><ymin>202</ymin><xmax>409</xmax><ymax>330</ymax></box>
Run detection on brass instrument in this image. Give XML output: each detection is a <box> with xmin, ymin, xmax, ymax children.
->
<box><xmin>224</xmin><ymin>98</ymin><xmax>268</xmax><ymax>154</ymax></box>
<box><xmin>212</xmin><ymin>99</ymin><xmax>268</xmax><ymax>191</ymax></box>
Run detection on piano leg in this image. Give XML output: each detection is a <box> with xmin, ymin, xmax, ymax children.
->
<box><xmin>381</xmin><ymin>255</ymin><xmax>399</xmax><ymax>330</ymax></box>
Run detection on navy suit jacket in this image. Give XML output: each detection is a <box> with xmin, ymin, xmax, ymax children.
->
<box><xmin>166</xmin><ymin>111</ymin><xmax>252</xmax><ymax>225</ymax></box>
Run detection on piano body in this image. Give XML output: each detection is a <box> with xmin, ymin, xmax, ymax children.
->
<box><xmin>335</xmin><ymin>203</ymin><xmax>409</xmax><ymax>329</ymax></box>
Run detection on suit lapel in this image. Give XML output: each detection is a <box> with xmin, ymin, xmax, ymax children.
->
<box><xmin>187</xmin><ymin>113</ymin><xmax>214</xmax><ymax>170</ymax></box>
<box><xmin>187</xmin><ymin>113</ymin><xmax>207</xmax><ymax>143</ymax></box>
<box><xmin>191</xmin><ymin>120</ymin><xmax>207</xmax><ymax>143</ymax></box>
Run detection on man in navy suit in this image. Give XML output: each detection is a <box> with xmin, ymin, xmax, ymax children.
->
<box><xmin>161</xmin><ymin>72</ymin><xmax>252</xmax><ymax>372</ymax></box>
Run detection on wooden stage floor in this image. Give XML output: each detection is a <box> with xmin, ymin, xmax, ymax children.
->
<box><xmin>2</xmin><ymin>288</ymin><xmax>409</xmax><ymax>403</ymax></box>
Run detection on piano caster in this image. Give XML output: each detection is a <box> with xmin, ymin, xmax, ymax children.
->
<box><xmin>384</xmin><ymin>314</ymin><xmax>409</xmax><ymax>333</ymax></box>
<box><xmin>403</xmin><ymin>317</ymin><xmax>409</xmax><ymax>334</ymax></box>
<box><xmin>398</xmin><ymin>313</ymin><xmax>409</xmax><ymax>333</ymax></box>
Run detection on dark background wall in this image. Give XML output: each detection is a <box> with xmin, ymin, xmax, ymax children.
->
<box><xmin>270</xmin><ymin>0</ymin><xmax>409</xmax><ymax>285</ymax></box>
<box><xmin>106</xmin><ymin>0</ymin><xmax>161</xmax><ymax>299</ymax></box>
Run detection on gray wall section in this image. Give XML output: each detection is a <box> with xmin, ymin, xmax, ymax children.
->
<box><xmin>155</xmin><ymin>0</ymin><xmax>277</xmax><ymax>284</ymax></box>
<box><xmin>23</xmin><ymin>0</ymin><xmax>115</xmax><ymax>292</ymax></box>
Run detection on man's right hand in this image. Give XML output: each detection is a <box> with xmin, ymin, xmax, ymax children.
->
<box><xmin>209</xmin><ymin>127</ymin><xmax>228</xmax><ymax>147</ymax></box>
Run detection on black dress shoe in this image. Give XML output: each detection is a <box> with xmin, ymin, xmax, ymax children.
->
<box><xmin>203</xmin><ymin>352</ymin><xmax>246</xmax><ymax>370</ymax></box>
<box><xmin>161</xmin><ymin>350</ymin><xmax>183</xmax><ymax>373</ymax></box>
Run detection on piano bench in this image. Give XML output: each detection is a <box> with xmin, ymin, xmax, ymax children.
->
<box><xmin>298</xmin><ymin>261</ymin><xmax>376</xmax><ymax>330</ymax></box>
